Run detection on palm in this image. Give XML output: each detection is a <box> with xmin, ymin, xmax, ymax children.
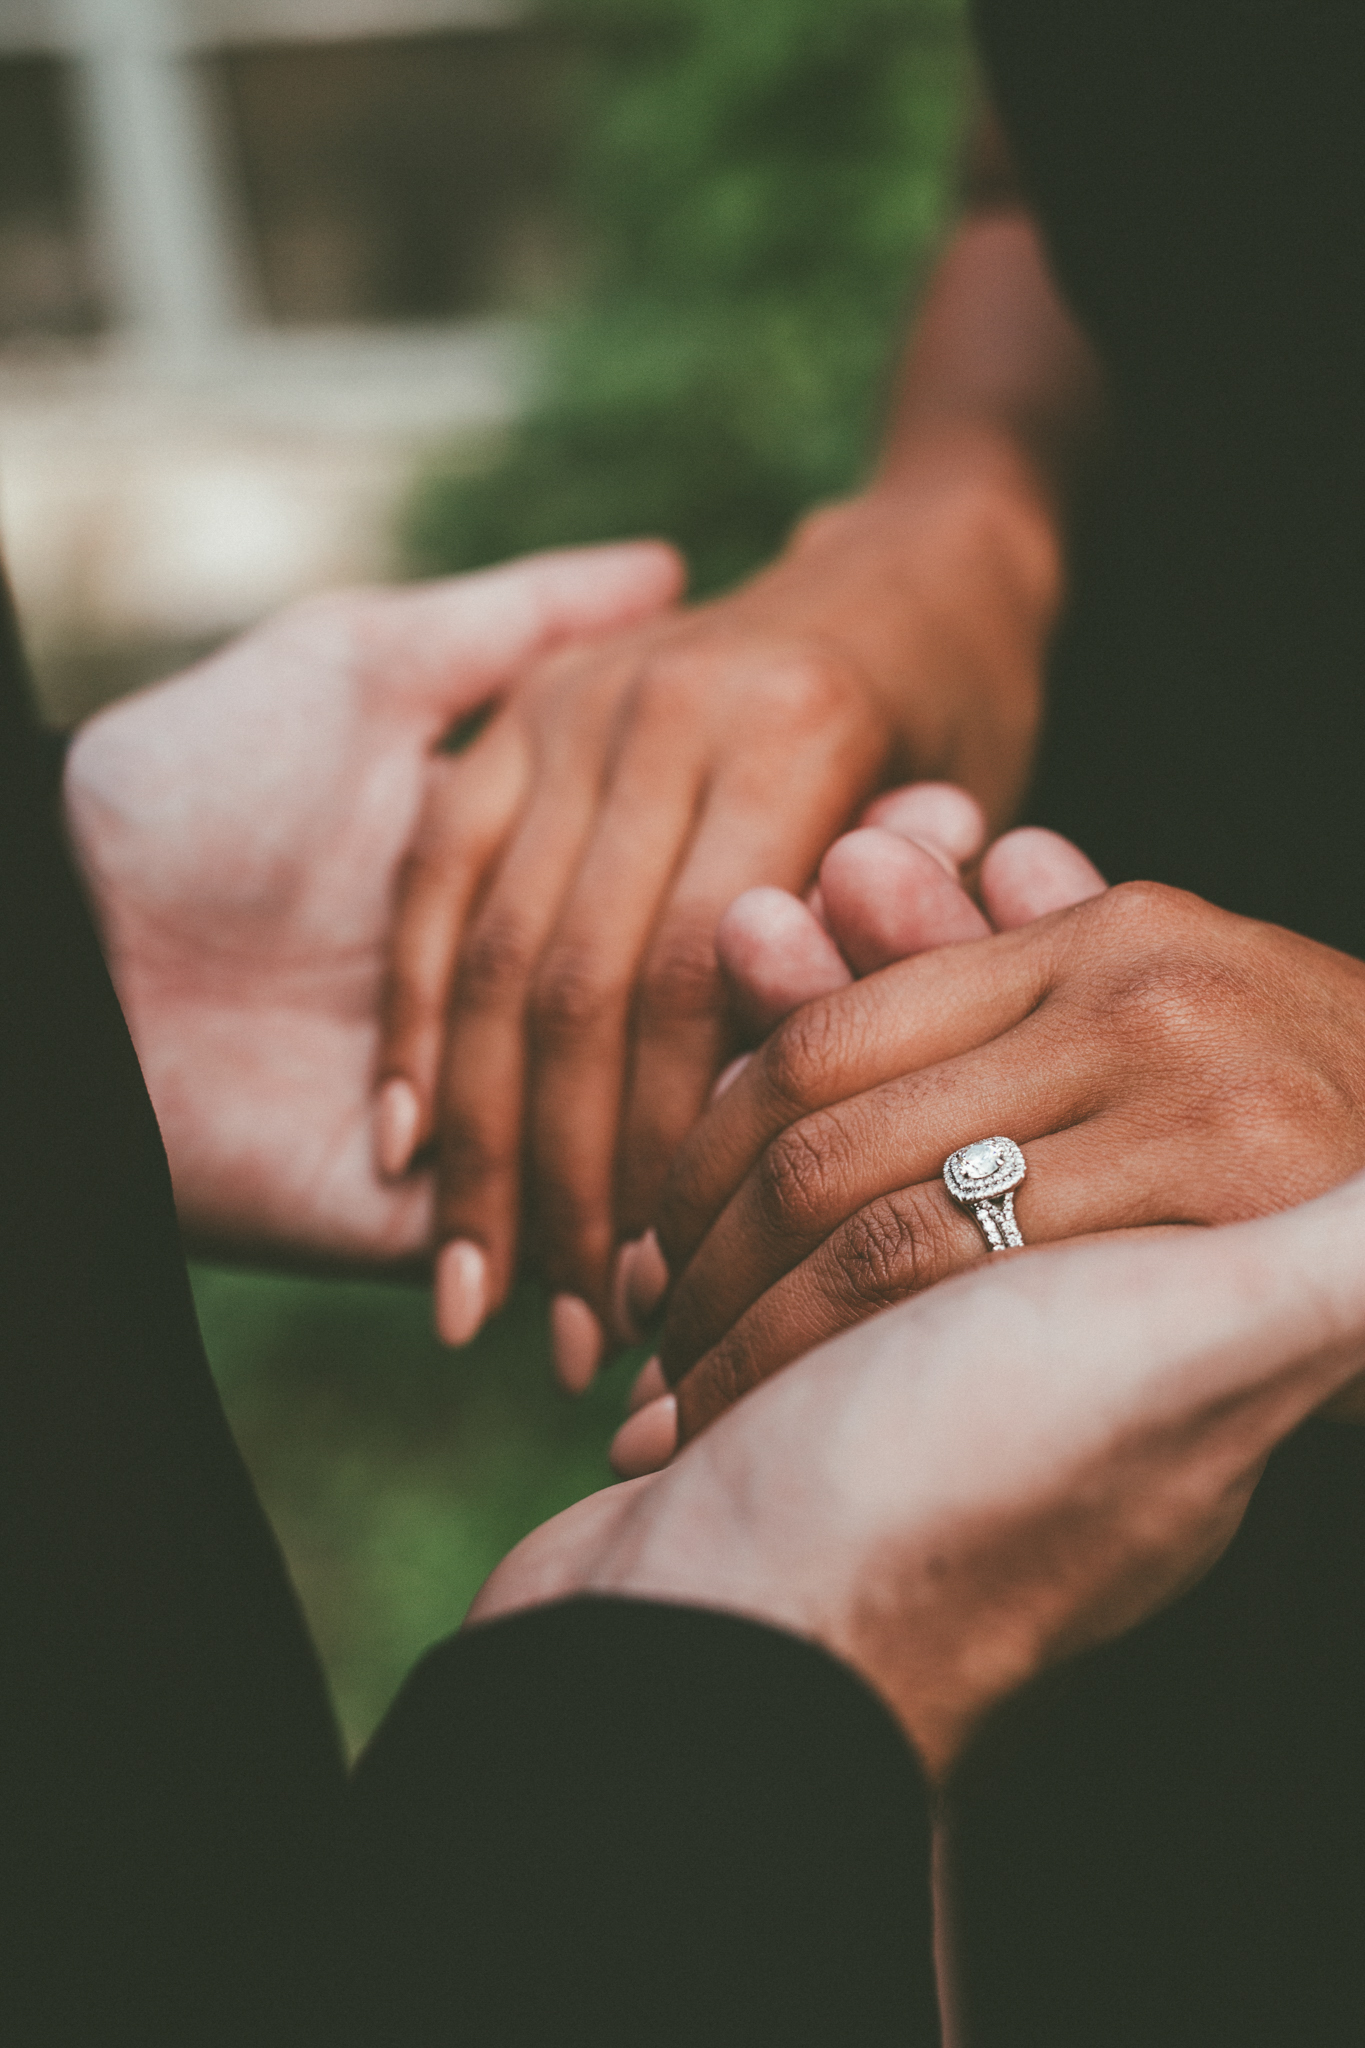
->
<box><xmin>63</xmin><ymin>551</ymin><xmax>680</xmax><ymax>1266</ymax></box>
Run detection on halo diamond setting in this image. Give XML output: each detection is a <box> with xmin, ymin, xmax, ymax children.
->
<box><xmin>943</xmin><ymin>1136</ymin><xmax>1027</xmax><ymax>1251</ymax></box>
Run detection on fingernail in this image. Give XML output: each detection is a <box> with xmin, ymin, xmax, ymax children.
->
<box><xmin>627</xmin><ymin>1355</ymin><xmax>667</xmax><ymax>1414</ymax></box>
<box><xmin>550</xmin><ymin>1294</ymin><xmax>604</xmax><ymax>1395</ymax></box>
<box><xmin>611</xmin><ymin>1240</ymin><xmax>645</xmax><ymax>1343</ymax></box>
<box><xmin>626</xmin><ymin>1227</ymin><xmax>669</xmax><ymax>1327</ymax></box>
<box><xmin>435</xmin><ymin>1239</ymin><xmax>488</xmax><ymax>1347</ymax></box>
<box><xmin>374</xmin><ymin>1077</ymin><xmax>420</xmax><ymax>1179</ymax></box>
<box><xmin>610</xmin><ymin>1393</ymin><xmax>678</xmax><ymax>1478</ymax></box>
<box><xmin>709</xmin><ymin>1053</ymin><xmax>752</xmax><ymax>1104</ymax></box>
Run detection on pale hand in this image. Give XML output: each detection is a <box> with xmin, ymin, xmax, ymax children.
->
<box><xmin>63</xmin><ymin>546</ymin><xmax>681</xmax><ymax>1267</ymax></box>
<box><xmin>472</xmin><ymin>1169</ymin><xmax>1365</xmax><ymax>1779</ymax></box>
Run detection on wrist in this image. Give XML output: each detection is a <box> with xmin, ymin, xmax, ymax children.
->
<box><xmin>744</xmin><ymin>428</ymin><xmax>1065</xmax><ymax>823</ymax></box>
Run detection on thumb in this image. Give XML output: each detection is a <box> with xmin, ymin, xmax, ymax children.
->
<box><xmin>364</xmin><ymin>542</ymin><xmax>687</xmax><ymax>727</ymax></box>
<box><xmin>979</xmin><ymin>826</ymin><xmax>1106</xmax><ymax>929</ymax></box>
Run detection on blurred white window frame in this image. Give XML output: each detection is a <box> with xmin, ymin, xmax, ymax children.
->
<box><xmin>2</xmin><ymin>0</ymin><xmax>524</xmax><ymax>355</ymax></box>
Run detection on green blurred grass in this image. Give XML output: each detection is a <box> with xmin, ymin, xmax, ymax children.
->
<box><xmin>193</xmin><ymin>1265</ymin><xmax>646</xmax><ymax>1755</ymax></box>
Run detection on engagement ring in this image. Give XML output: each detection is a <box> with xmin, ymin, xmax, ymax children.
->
<box><xmin>943</xmin><ymin>1136</ymin><xmax>1027</xmax><ymax>1252</ymax></box>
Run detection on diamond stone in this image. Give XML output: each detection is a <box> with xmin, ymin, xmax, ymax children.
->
<box><xmin>959</xmin><ymin>1140</ymin><xmax>1002</xmax><ymax>1182</ymax></box>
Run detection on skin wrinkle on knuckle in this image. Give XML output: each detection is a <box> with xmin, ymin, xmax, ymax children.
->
<box><xmin>760</xmin><ymin>997</ymin><xmax>865</xmax><ymax>1124</ymax></box>
<box><xmin>828</xmin><ymin>1189</ymin><xmax>946</xmax><ymax>1309</ymax></box>
<box><xmin>753</xmin><ymin>1112</ymin><xmax>848</xmax><ymax>1242</ymax></box>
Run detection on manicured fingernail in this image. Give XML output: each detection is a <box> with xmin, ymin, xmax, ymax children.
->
<box><xmin>709</xmin><ymin>1053</ymin><xmax>751</xmax><ymax>1104</ymax></box>
<box><xmin>611</xmin><ymin>1240</ymin><xmax>644</xmax><ymax>1343</ymax></box>
<box><xmin>551</xmin><ymin>1294</ymin><xmax>604</xmax><ymax>1394</ymax></box>
<box><xmin>627</xmin><ymin>1355</ymin><xmax>667</xmax><ymax>1414</ymax></box>
<box><xmin>610</xmin><ymin>1393</ymin><xmax>678</xmax><ymax>1478</ymax></box>
<box><xmin>435</xmin><ymin>1239</ymin><xmax>488</xmax><ymax>1347</ymax></box>
<box><xmin>626</xmin><ymin>1227</ymin><xmax>669</xmax><ymax>1326</ymax></box>
<box><xmin>374</xmin><ymin>1077</ymin><xmax>421</xmax><ymax>1179</ymax></box>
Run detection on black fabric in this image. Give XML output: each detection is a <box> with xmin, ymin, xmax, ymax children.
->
<box><xmin>344</xmin><ymin>1597</ymin><xmax>938</xmax><ymax>2048</ymax></box>
<box><xmin>973</xmin><ymin>0</ymin><xmax>1365</xmax><ymax>955</ymax></box>
<box><xmin>958</xmin><ymin>12</ymin><xmax>1365</xmax><ymax>2040</ymax></box>
<box><xmin>948</xmin><ymin>1417</ymin><xmax>1365</xmax><ymax>2048</ymax></box>
<box><xmin>0</xmin><ymin>578</ymin><xmax>937</xmax><ymax>2042</ymax></box>
<box><xmin>0</xmin><ymin>573</ymin><xmax>346</xmax><ymax>2045</ymax></box>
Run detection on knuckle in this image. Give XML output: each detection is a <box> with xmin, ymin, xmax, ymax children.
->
<box><xmin>759</xmin><ymin>996</ymin><xmax>860</xmax><ymax>1121</ymax></box>
<box><xmin>640</xmin><ymin>921</ymin><xmax>723</xmax><ymax>1026</ymax></box>
<box><xmin>1089</xmin><ymin>877</ymin><xmax>1185</xmax><ymax>936</ymax></box>
<box><xmin>748</xmin><ymin>645</ymin><xmax>853</xmax><ymax>727</ymax></box>
<box><xmin>632</xmin><ymin>639</ymin><xmax>853</xmax><ymax>732</ymax></box>
<box><xmin>532</xmin><ymin>945</ymin><xmax>626</xmax><ymax>1042</ymax></box>
<box><xmin>1073</xmin><ymin>885</ymin><xmax>1247</xmax><ymax>1055</ymax></box>
<box><xmin>437</xmin><ymin>1106</ymin><xmax>506</xmax><ymax>1193</ymax></box>
<box><xmin>753</xmin><ymin>1112</ymin><xmax>846</xmax><ymax>1240</ymax></box>
<box><xmin>456</xmin><ymin>913</ymin><xmax>540</xmax><ymax>1010</ymax></box>
<box><xmin>828</xmin><ymin>1189</ymin><xmax>949</xmax><ymax>1307</ymax></box>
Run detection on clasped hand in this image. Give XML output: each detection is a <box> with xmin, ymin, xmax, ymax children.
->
<box><xmin>637</xmin><ymin>823</ymin><xmax>1365</xmax><ymax>1459</ymax></box>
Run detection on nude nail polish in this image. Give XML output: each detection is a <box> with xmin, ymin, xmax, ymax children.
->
<box><xmin>611</xmin><ymin>1239</ymin><xmax>645</xmax><ymax>1343</ymax></box>
<box><xmin>550</xmin><ymin>1294</ymin><xmax>604</xmax><ymax>1394</ymax></box>
<box><xmin>626</xmin><ymin>1355</ymin><xmax>667</xmax><ymax>1415</ymax></box>
<box><xmin>609</xmin><ymin>1393</ymin><xmax>679</xmax><ymax>1479</ymax></box>
<box><xmin>374</xmin><ymin>1077</ymin><xmax>420</xmax><ymax>1179</ymax></box>
<box><xmin>625</xmin><ymin>1228</ymin><xmax>670</xmax><ymax>1328</ymax></box>
<box><xmin>435</xmin><ymin>1239</ymin><xmax>488</xmax><ymax>1347</ymax></box>
<box><xmin>708</xmin><ymin>1053</ymin><xmax>752</xmax><ymax>1104</ymax></box>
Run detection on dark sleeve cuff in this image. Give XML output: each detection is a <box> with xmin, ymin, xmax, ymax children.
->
<box><xmin>343</xmin><ymin>1596</ymin><xmax>941</xmax><ymax>2048</ymax></box>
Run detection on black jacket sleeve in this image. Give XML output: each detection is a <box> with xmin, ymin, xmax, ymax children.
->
<box><xmin>0</xmin><ymin>576</ymin><xmax>347</xmax><ymax>2045</ymax></box>
<box><xmin>344</xmin><ymin>1596</ymin><xmax>941</xmax><ymax>2048</ymax></box>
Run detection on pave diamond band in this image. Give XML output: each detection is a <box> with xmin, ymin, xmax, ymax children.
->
<box><xmin>943</xmin><ymin>1136</ymin><xmax>1027</xmax><ymax>1253</ymax></box>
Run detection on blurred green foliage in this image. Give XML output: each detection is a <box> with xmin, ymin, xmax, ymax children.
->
<box><xmin>407</xmin><ymin>0</ymin><xmax>969</xmax><ymax>596</ymax></box>
<box><xmin>203</xmin><ymin>2</ymin><xmax>970</xmax><ymax>1758</ymax></box>
<box><xmin>196</xmin><ymin>1263</ymin><xmax>647</xmax><ymax>1755</ymax></box>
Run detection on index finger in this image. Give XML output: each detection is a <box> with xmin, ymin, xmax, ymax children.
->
<box><xmin>653</xmin><ymin>917</ymin><xmax>1058</xmax><ymax>1280</ymax></box>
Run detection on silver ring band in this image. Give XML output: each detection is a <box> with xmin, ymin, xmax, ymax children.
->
<box><xmin>943</xmin><ymin>1137</ymin><xmax>1027</xmax><ymax>1254</ymax></box>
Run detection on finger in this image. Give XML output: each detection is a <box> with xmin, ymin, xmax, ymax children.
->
<box><xmin>613</xmin><ymin>680</ymin><xmax>893</xmax><ymax>1245</ymax></box>
<box><xmin>670</xmin><ymin>1120</ymin><xmax>1181</xmax><ymax>1441</ymax></box>
<box><xmin>715</xmin><ymin>887</ymin><xmax>852</xmax><ymax>1037</ymax></box>
<box><xmin>610</xmin><ymin>792</ymin><xmax>834</xmax><ymax>1250</ymax></box>
<box><xmin>609</xmin><ymin>1392</ymin><xmax>680</xmax><ymax>1479</ymax></box>
<box><xmin>654</xmin><ymin>921</ymin><xmax>1057</xmax><ymax>1278</ymax></box>
<box><xmin>818</xmin><ymin>827</ymin><xmax>990</xmax><ymax>974</ymax></box>
<box><xmin>362</xmin><ymin>543</ymin><xmax>686</xmax><ymax>732</ymax></box>
<box><xmin>429</xmin><ymin>748</ymin><xmax>608</xmax><ymax>1333</ymax></box>
<box><xmin>374</xmin><ymin>716</ymin><xmax>531</xmax><ymax>1175</ymax></box>
<box><xmin>858</xmin><ymin>781</ymin><xmax>986</xmax><ymax>870</ymax></box>
<box><xmin>524</xmin><ymin>696</ymin><xmax>715</xmax><ymax>1307</ymax></box>
<box><xmin>658</xmin><ymin>1009</ymin><xmax>1102</xmax><ymax>1382</ymax></box>
<box><xmin>981</xmin><ymin>826</ymin><xmax>1106</xmax><ymax>929</ymax></box>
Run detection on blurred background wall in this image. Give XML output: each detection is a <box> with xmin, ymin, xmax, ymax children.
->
<box><xmin>0</xmin><ymin>0</ymin><xmax>968</xmax><ymax>1750</ymax></box>
<box><xmin>0</xmin><ymin>0</ymin><xmax>568</xmax><ymax>720</ymax></box>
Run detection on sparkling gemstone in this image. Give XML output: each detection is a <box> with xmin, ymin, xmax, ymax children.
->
<box><xmin>959</xmin><ymin>1140</ymin><xmax>1001</xmax><ymax>1181</ymax></box>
